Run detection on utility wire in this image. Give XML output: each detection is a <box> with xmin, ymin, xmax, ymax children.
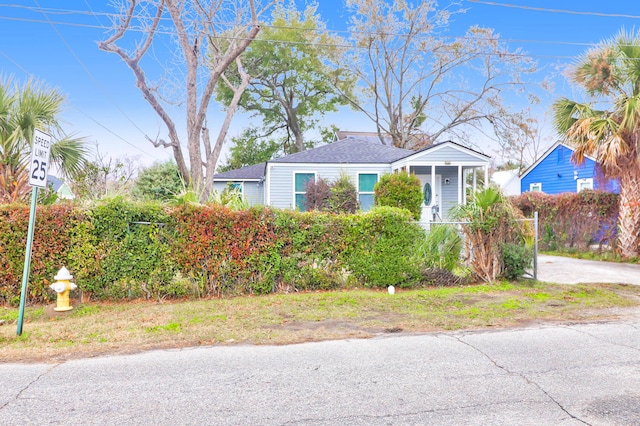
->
<box><xmin>0</xmin><ymin>12</ymin><xmax>598</xmax><ymax>61</ymax></box>
<box><xmin>468</xmin><ymin>1</ymin><xmax>640</xmax><ymax>19</ymax></box>
<box><xmin>0</xmin><ymin>3</ymin><xmax>628</xmax><ymax>51</ymax></box>
<box><xmin>31</xmin><ymin>0</ymin><xmax>164</xmax><ymax>161</ymax></box>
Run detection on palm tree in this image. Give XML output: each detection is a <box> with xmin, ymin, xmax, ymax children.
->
<box><xmin>0</xmin><ymin>78</ymin><xmax>90</xmax><ymax>203</ymax></box>
<box><xmin>553</xmin><ymin>29</ymin><xmax>640</xmax><ymax>258</ymax></box>
<box><xmin>451</xmin><ymin>187</ymin><xmax>524</xmax><ymax>282</ymax></box>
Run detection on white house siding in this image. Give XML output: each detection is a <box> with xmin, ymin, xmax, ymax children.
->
<box><xmin>267</xmin><ymin>163</ymin><xmax>393</xmax><ymax>210</ymax></box>
<box><xmin>243</xmin><ymin>182</ymin><xmax>264</xmax><ymax>206</ymax></box>
<box><xmin>213</xmin><ymin>181</ymin><xmax>265</xmax><ymax>206</ymax></box>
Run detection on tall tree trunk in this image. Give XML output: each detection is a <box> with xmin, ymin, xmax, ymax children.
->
<box><xmin>617</xmin><ymin>162</ymin><xmax>640</xmax><ymax>257</ymax></box>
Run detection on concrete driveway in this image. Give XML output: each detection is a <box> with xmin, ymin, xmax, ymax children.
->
<box><xmin>537</xmin><ymin>254</ymin><xmax>640</xmax><ymax>285</ymax></box>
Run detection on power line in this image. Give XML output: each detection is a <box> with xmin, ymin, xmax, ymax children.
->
<box><xmin>0</xmin><ymin>12</ymin><xmax>597</xmax><ymax>61</ymax></box>
<box><xmin>0</xmin><ymin>3</ymin><xmax>620</xmax><ymax>50</ymax></box>
<box><xmin>468</xmin><ymin>0</ymin><xmax>640</xmax><ymax>19</ymax></box>
<box><xmin>31</xmin><ymin>0</ymin><xmax>164</xmax><ymax>161</ymax></box>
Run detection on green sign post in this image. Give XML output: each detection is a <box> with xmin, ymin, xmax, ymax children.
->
<box><xmin>16</xmin><ymin>129</ymin><xmax>52</xmax><ymax>336</ymax></box>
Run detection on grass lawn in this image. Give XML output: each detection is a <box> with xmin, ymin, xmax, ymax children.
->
<box><xmin>1</xmin><ymin>281</ymin><xmax>639</xmax><ymax>363</ymax></box>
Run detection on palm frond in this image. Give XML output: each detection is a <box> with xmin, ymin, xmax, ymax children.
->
<box><xmin>50</xmin><ymin>136</ymin><xmax>92</xmax><ymax>180</ymax></box>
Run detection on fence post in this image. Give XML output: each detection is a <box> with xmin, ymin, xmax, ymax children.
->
<box><xmin>533</xmin><ymin>211</ymin><xmax>538</xmax><ymax>281</ymax></box>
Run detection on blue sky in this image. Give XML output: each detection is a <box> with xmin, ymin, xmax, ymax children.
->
<box><xmin>1</xmin><ymin>1</ymin><xmax>639</xmax><ymax>167</ymax></box>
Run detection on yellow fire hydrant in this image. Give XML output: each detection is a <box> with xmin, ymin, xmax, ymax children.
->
<box><xmin>49</xmin><ymin>266</ymin><xmax>77</xmax><ymax>312</ymax></box>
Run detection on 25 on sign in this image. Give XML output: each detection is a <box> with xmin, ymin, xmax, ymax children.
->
<box><xmin>29</xmin><ymin>129</ymin><xmax>52</xmax><ymax>187</ymax></box>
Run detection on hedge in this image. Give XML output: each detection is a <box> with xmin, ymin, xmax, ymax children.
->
<box><xmin>511</xmin><ymin>190</ymin><xmax>618</xmax><ymax>251</ymax></box>
<box><xmin>0</xmin><ymin>200</ymin><xmax>429</xmax><ymax>305</ymax></box>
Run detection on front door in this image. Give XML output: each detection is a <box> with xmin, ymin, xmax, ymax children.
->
<box><xmin>418</xmin><ymin>174</ymin><xmax>442</xmax><ymax>223</ymax></box>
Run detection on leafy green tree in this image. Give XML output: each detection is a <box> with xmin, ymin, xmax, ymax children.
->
<box><xmin>218</xmin><ymin>1</ymin><xmax>355</xmax><ymax>154</ymax></box>
<box><xmin>133</xmin><ymin>161</ymin><xmax>184</xmax><ymax>201</ymax></box>
<box><xmin>0</xmin><ymin>78</ymin><xmax>90</xmax><ymax>203</ymax></box>
<box><xmin>217</xmin><ymin>128</ymin><xmax>281</xmax><ymax>172</ymax></box>
<box><xmin>553</xmin><ymin>29</ymin><xmax>640</xmax><ymax>258</ymax></box>
<box><xmin>374</xmin><ymin>172</ymin><xmax>422</xmax><ymax>220</ymax></box>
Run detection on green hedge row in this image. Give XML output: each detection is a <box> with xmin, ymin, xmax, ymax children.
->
<box><xmin>0</xmin><ymin>199</ymin><xmax>428</xmax><ymax>305</ymax></box>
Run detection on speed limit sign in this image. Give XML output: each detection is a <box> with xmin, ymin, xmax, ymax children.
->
<box><xmin>28</xmin><ymin>129</ymin><xmax>52</xmax><ymax>188</ymax></box>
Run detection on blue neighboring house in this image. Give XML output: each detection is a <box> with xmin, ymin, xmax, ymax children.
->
<box><xmin>520</xmin><ymin>141</ymin><xmax>619</xmax><ymax>195</ymax></box>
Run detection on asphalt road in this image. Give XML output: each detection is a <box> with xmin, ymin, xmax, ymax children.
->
<box><xmin>2</xmin><ymin>255</ymin><xmax>639</xmax><ymax>425</ymax></box>
<box><xmin>537</xmin><ymin>254</ymin><xmax>640</xmax><ymax>285</ymax></box>
<box><xmin>2</xmin><ymin>318</ymin><xmax>640</xmax><ymax>425</ymax></box>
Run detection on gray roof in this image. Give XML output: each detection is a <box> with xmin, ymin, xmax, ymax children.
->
<box><xmin>335</xmin><ymin>130</ymin><xmax>393</xmax><ymax>145</ymax></box>
<box><xmin>214</xmin><ymin>162</ymin><xmax>266</xmax><ymax>180</ymax></box>
<box><xmin>213</xmin><ymin>139</ymin><xmax>489</xmax><ymax>181</ymax></box>
<box><xmin>270</xmin><ymin>138</ymin><xmax>413</xmax><ymax>164</ymax></box>
<box><xmin>47</xmin><ymin>175</ymin><xmax>64</xmax><ymax>192</ymax></box>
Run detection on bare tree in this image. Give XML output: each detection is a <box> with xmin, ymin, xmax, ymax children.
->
<box><xmin>72</xmin><ymin>145</ymin><xmax>140</xmax><ymax>200</ymax></box>
<box><xmin>99</xmin><ymin>0</ymin><xmax>272</xmax><ymax>198</ymax></box>
<box><xmin>345</xmin><ymin>0</ymin><xmax>545</xmax><ymax>149</ymax></box>
<box><xmin>494</xmin><ymin>109</ymin><xmax>554</xmax><ymax>172</ymax></box>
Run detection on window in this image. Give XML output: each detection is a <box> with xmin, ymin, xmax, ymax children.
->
<box><xmin>577</xmin><ymin>178</ymin><xmax>593</xmax><ymax>192</ymax></box>
<box><xmin>530</xmin><ymin>182</ymin><xmax>542</xmax><ymax>192</ymax></box>
<box><xmin>358</xmin><ymin>173</ymin><xmax>378</xmax><ymax>211</ymax></box>
<box><xmin>294</xmin><ymin>172</ymin><xmax>315</xmax><ymax>211</ymax></box>
<box><xmin>229</xmin><ymin>182</ymin><xmax>243</xmax><ymax>193</ymax></box>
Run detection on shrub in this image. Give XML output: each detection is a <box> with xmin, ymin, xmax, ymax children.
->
<box><xmin>329</xmin><ymin>174</ymin><xmax>358</xmax><ymax>213</ymax></box>
<box><xmin>340</xmin><ymin>206</ymin><xmax>425</xmax><ymax>288</ymax></box>
<box><xmin>501</xmin><ymin>242</ymin><xmax>533</xmax><ymax>280</ymax></box>
<box><xmin>374</xmin><ymin>172</ymin><xmax>422</xmax><ymax>220</ymax></box>
<box><xmin>133</xmin><ymin>161</ymin><xmax>184</xmax><ymax>201</ymax></box>
<box><xmin>304</xmin><ymin>175</ymin><xmax>358</xmax><ymax>214</ymax></box>
<box><xmin>0</xmin><ymin>201</ymin><xmax>431</xmax><ymax>304</ymax></box>
<box><xmin>417</xmin><ymin>224</ymin><xmax>462</xmax><ymax>271</ymax></box>
<box><xmin>0</xmin><ymin>203</ymin><xmax>85</xmax><ymax>305</ymax></box>
<box><xmin>304</xmin><ymin>178</ymin><xmax>332</xmax><ymax>211</ymax></box>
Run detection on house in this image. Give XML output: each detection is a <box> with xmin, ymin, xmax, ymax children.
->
<box><xmin>46</xmin><ymin>175</ymin><xmax>75</xmax><ymax>200</ymax></box>
<box><xmin>214</xmin><ymin>137</ymin><xmax>491</xmax><ymax>223</ymax></box>
<box><xmin>490</xmin><ymin>169</ymin><xmax>521</xmax><ymax>196</ymax></box>
<box><xmin>520</xmin><ymin>141</ymin><xmax>619</xmax><ymax>195</ymax></box>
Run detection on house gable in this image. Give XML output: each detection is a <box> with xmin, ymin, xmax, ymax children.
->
<box><xmin>392</xmin><ymin>141</ymin><xmax>490</xmax><ymax>169</ymax></box>
<box><xmin>519</xmin><ymin>142</ymin><xmax>612</xmax><ymax>194</ymax></box>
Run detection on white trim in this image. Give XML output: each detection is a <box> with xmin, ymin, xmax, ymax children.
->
<box><xmin>265</xmin><ymin>163</ymin><xmax>273</xmax><ymax>205</ymax></box>
<box><xmin>457</xmin><ymin>166</ymin><xmax>463</xmax><ymax>205</ymax></box>
<box><xmin>268</xmin><ymin>161</ymin><xmax>392</xmax><ymax>168</ymax></box>
<box><xmin>483</xmin><ymin>165</ymin><xmax>488</xmax><ymax>189</ymax></box>
<box><xmin>391</xmin><ymin>142</ymin><xmax>490</xmax><ymax>170</ymax></box>
<box><xmin>577</xmin><ymin>177</ymin><xmax>594</xmax><ymax>192</ymax></box>
<box><xmin>529</xmin><ymin>182</ymin><xmax>542</xmax><ymax>192</ymax></box>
